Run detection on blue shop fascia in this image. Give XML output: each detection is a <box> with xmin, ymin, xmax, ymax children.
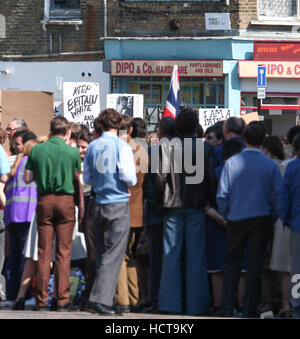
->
<box><xmin>103</xmin><ymin>37</ymin><xmax>253</xmax><ymax>129</ymax></box>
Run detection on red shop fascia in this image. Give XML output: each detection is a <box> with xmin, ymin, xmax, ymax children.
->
<box><xmin>240</xmin><ymin>40</ymin><xmax>300</xmax><ymax>113</ymax></box>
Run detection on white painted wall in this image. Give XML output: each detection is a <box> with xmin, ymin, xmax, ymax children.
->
<box><xmin>241</xmin><ymin>78</ymin><xmax>300</xmax><ymax>93</ymax></box>
<box><xmin>0</xmin><ymin>61</ymin><xmax>110</xmax><ymax>113</ymax></box>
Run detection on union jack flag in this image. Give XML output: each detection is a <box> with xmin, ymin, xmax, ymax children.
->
<box><xmin>162</xmin><ymin>65</ymin><xmax>180</xmax><ymax>119</ymax></box>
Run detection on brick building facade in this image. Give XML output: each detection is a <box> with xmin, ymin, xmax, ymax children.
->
<box><xmin>106</xmin><ymin>1</ymin><xmax>300</xmax><ymax>38</ymax></box>
<box><xmin>0</xmin><ymin>0</ymin><xmax>105</xmax><ymax>61</ymax></box>
<box><xmin>106</xmin><ymin>1</ymin><xmax>239</xmax><ymax>37</ymax></box>
<box><xmin>1</xmin><ymin>1</ymin><xmax>300</xmax><ymax>134</ymax></box>
<box><xmin>1</xmin><ymin>1</ymin><xmax>299</xmax><ymax>60</ymax></box>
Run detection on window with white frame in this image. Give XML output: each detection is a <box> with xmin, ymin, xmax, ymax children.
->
<box><xmin>44</xmin><ymin>0</ymin><xmax>81</xmax><ymax>21</ymax></box>
<box><xmin>258</xmin><ymin>0</ymin><xmax>298</xmax><ymax>20</ymax></box>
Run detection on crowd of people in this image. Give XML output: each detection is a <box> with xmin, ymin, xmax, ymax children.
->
<box><xmin>0</xmin><ymin>108</ymin><xmax>299</xmax><ymax>318</ymax></box>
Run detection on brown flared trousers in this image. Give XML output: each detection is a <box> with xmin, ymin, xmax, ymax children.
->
<box><xmin>35</xmin><ymin>194</ymin><xmax>75</xmax><ymax>307</ymax></box>
<box><xmin>115</xmin><ymin>228</ymin><xmax>140</xmax><ymax>307</ymax></box>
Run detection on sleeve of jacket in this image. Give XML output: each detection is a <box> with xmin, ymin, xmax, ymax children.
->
<box><xmin>204</xmin><ymin>142</ymin><xmax>218</xmax><ymax>207</ymax></box>
<box><xmin>278</xmin><ymin>164</ymin><xmax>292</xmax><ymax>227</ymax></box>
<box><xmin>216</xmin><ymin>160</ymin><xmax>230</xmax><ymax>219</ymax></box>
<box><xmin>271</xmin><ymin>163</ymin><xmax>283</xmax><ymax>222</ymax></box>
<box><xmin>153</xmin><ymin>144</ymin><xmax>168</xmax><ymax>208</ymax></box>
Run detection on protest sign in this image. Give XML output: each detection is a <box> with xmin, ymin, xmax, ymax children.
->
<box><xmin>54</xmin><ymin>100</ymin><xmax>63</xmax><ymax>117</ymax></box>
<box><xmin>240</xmin><ymin>112</ymin><xmax>259</xmax><ymax>125</ymax></box>
<box><xmin>199</xmin><ymin>108</ymin><xmax>234</xmax><ymax>131</ymax></box>
<box><xmin>63</xmin><ymin>82</ymin><xmax>100</xmax><ymax>131</ymax></box>
<box><xmin>107</xmin><ymin>94</ymin><xmax>144</xmax><ymax>119</ymax></box>
<box><xmin>0</xmin><ymin>90</ymin><xmax>53</xmax><ymax>153</ymax></box>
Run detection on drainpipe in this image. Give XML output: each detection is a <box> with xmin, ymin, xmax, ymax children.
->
<box><xmin>104</xmin><ymin>0</ymin><xmax>107</xmax><ymax>38</ymax></box>
<box><xmin>44</xmin><ymin>0</ymin><xmax>50</xmax><ymax>20</ymax></box>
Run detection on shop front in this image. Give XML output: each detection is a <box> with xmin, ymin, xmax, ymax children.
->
<box><xmin>239</xmin><ymin>41</ymin><xmax>300</xmax><ymax>136</ymax></box>
<box><xmin>104</xmin><ymin>38</ymin><xmax>253</xmax><ymax>131</ymax></box>
<box><xmin>111</xmin><ymin>59</ymin><xmax>224</xmax><ymax>131</ymax></box>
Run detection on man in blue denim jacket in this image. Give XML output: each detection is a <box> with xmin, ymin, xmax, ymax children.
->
<box><xmin>217</xmin><ymin>123</ymin><xmax>282</xmax><ymax>318</ymax></box>
<box><xmin>279</xmin><ymin>132</ymin><xmax>300</xmax><ymax>319</ymax></box>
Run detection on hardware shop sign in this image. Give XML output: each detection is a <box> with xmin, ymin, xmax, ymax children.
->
<box><xmin>111</xmin><ymin>60</ymin><xmax>223</xmax><ymax>77</ymax></box>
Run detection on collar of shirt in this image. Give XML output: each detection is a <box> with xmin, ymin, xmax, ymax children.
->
<box><xmin>102</xmin><ymin>131</ymin><xmax>118</xmax><ymax>139</ymax></box>
<box><xmin>50</xmin><ymin>136</ymin><xmax>66</xmax><ymax>144</ymax></box>
<box><xmin>242</xmin><ymin>147</ymin><xmax>262</xmax><ymax>153</ymax></box>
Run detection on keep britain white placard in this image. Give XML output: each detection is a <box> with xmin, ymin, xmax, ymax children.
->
<box><xmin>63</xmin><ymin>82</ymin><xmax>100</xmax><ymax>131</ymax></box>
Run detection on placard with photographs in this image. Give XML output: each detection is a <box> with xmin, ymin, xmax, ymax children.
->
<box><xmin>107</xmin><ymin>94</ymin><xmax>144</xmax><ymax>119</ymax></box>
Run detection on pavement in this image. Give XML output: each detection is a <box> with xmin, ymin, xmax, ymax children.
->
<box><xmin>0</xmin><ymin>301</ymin><xmax>221</xmax><ymax>319</ymax></box>
<box><xmin>0</xmin><ymin>309</ymin><xmax>204</xmax><ymax>319</ymax></box>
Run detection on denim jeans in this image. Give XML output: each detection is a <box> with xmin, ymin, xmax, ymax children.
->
<box><xmin>5</xmin><ymin>222</ymin><xmax>30</xmax><ymax>301</ymax></box>
<box><xmin>158</xmin><ymin>208</ymin><xmax>211</xmax><ymax>315</ymax></box>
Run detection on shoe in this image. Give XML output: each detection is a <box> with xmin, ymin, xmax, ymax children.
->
<box><xmin>0</xmin><ymin>300</ymin><xmax>14</xmax><ymax>310</ymax></box>
<box><xmin>208</xmin><ymin>306</ymin><xmax>225</xmax><ymax>317</ymax></box>
<box><xmin>257</xmin><ymin>303</ymin><xmax>273</xmax><ymax>314</ymax></box>
<box><xmin>115</xmin><ymin>305</ymin><xmax>130</xmax><ymax>313</ymax></box>
<box><xmin>87</xmin><ymin>301</ymin><xmax>116</xmax><ymax>315</ymax></box>
<box><xmin>79</xmin><ymin>298</ymin><xmax>88</xmax><ymax>311</ymax></box>
<box><xmin>50</xmin><ymin>298</ymin><xmax>58</xmax><ymax>311</ymax></box>
<box><xmin>131</xmin><ymin>302</ymin><xmax>152</xmax><ymax>313</ymax></box>
<box><xmin>114</xmin><ymin>306</ymin><xmax>124</xmax><ymax>315</ymax></box>
<box><xmin>56</xmin><ymin>303</ymin><xmax>70</xmax><ymax>312</ymax></box>
<box><xmin>25</xmin><ymin>297</ymin><xmax>36</xmax><ymax>306</ymax></box>
<box><xmin>233</xmin><ymin>305</ymin><xmax>244</xmax><ymax>318</ymax></box>
<box><xmin>13</xmin><ymin>298</ymin><xmax>25</xmax><ymax>311</ymax></box>
<box><xmin>5</xmin><ymin>300</ymin><xmax>14</xmax><ymax>307</ymax></box>
<box><xmin>148</xmin><ymin>307</ymin><xmax>159</xmax><ymax>314</ymax></box>
<box><xmin>277</xmin><ymin>308</ymin><xmax>292</xmax><ymax>318</ymax></box>
<box><xmin>32</xmin><ymin>305</ymin><xmax>48</xmax><ymax>311</ymax></box>
<box><xmin>140</xmin><ymin>303</ymin><xmax>156</xmax><ymax>313</ymax></box>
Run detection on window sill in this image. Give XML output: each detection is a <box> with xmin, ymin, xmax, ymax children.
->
<box><xmin>251</xmin><ymin>19</ymin><xmax>300</xmax><ymax>26</ymax></box>
<box><xmin>41</xmin><ymin>19</ymin><xmax>83</xmax><ymax>31</ymax></box>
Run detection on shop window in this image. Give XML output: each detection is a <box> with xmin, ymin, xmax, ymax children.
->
<box><xmin>241</xmin><ymin>92</ymin><xmax>300</xmax><ymax>114</ymax></box>
<box><xmin>125</xmin><ymin>77</ymin><xmax>224</xmax><ymax>129</ymax></box>
<box><xmin>262</xmin><ymin>96</ymin><xmax>299</xmax><ymax>107</ymax></box>
<box><xmin>44</xmin><ymin>0</ymin><xmax>81</xmax><ymax>20</ymax></box>
<box><xmin>241</xmin><ymin>93</ymin><xmax>258</xmax><ymax>114</ymax></box>
<box><xmin>139</xmin><ymin>84</ymin><xmax>162</xmax><ymax>105</ymax></box>
<box><xmin>127</xmin><ymin>77</ymin><xmax>224</xmax><ymax>109</ymax></box>
<box><xmin>258</xmin><ymin>0</ymin><xmax>298</xmax><ymax>20</ymax></box>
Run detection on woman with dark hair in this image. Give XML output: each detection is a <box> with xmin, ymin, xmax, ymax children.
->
<box><xmin>195</xmin><ymin>124</ymin><xmax>204</xmax><ymax>138</ymax></box>
<box><xmin>284</xmin><ymin>125</ymin><xmax>300</xmax><ymax>159</ymax></box>
<box><xmin>262</xmin><ymin>135</ymin><xmax>291</xmax><ymax>317</ymax></box>
<box><xmin>262</xmin><ymin>136</ymin><xmax>285</xmax><ymax>161</ymax></box>
<box><xmin>157</xmin><ymin>117</ymin><xmax>176</xmax><ymax>139</ymax></box>
<box><xmin>75</xmin><ymin>127</ymin><xmax>95</xmax><ymax>310</ymax></box>
<box><xmin>132</xmin><ymin>117</ymin><xmax>148</xmax><ymax>139</ymax></box>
